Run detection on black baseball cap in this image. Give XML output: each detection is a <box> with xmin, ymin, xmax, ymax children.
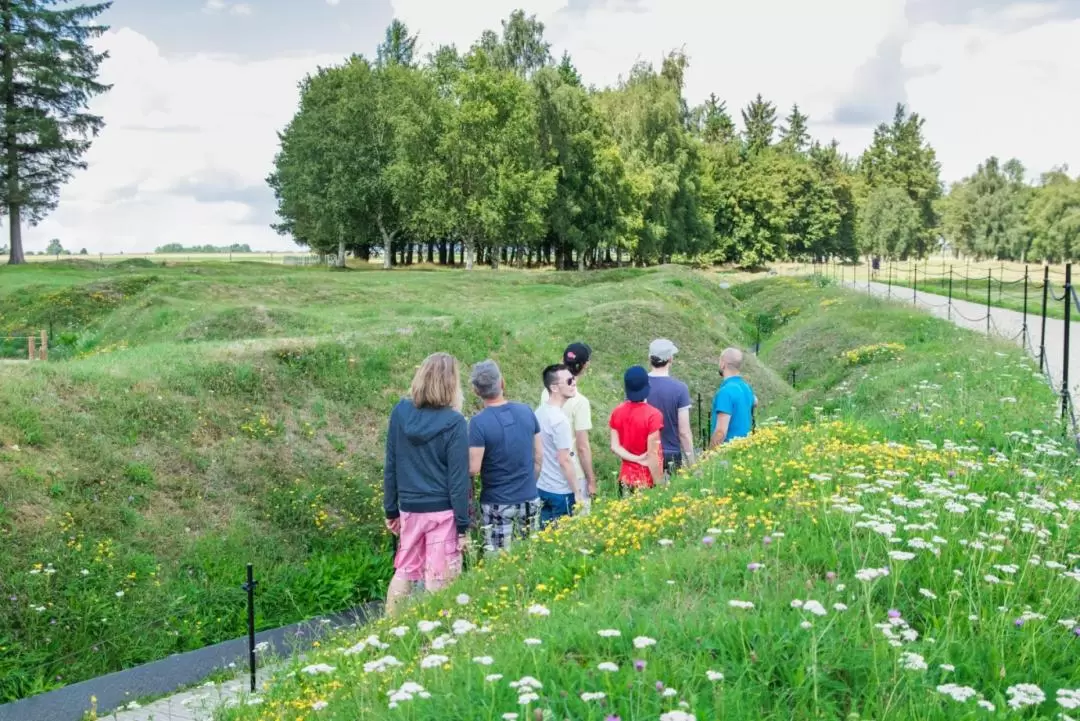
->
<box><xmin>563</xmin><ymin>342</ymin><xmax>591</xmax><ymax>365</ymax></box>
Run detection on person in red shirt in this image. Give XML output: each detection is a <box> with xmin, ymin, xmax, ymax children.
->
<box><xmin>608</xmin><ymin>366</ymin><xmax>664</xmax><ymax>491</ymax></box>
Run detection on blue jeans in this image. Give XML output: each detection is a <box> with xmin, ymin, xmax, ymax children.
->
<box><xmin>538</xmin><ymin>489</ymin><xmax>575</xmax><ymax>528</ymax></box>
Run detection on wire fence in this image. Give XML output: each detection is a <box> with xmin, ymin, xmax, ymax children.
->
<box><xmin>816</xmin><ymin>257</ymin><xmax>1080</xmax><ymax>447</ymax></box>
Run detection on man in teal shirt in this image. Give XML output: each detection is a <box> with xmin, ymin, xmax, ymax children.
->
<box><xmin>710</xmin><ymin>347</ymin><xmax>757</xmax><ymax>446</ymax></box>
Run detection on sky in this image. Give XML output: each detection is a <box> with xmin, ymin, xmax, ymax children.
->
<box><xmin>10</xmin><ymin>0</ymin><xmax>1080</xmax><ymax>254</ymax></box>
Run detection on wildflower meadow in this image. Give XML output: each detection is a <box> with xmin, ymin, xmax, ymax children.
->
<box><xmin>215</xmin><ymin>420</ymin><xmax>1078</xmax><ymax>719</ymax></box>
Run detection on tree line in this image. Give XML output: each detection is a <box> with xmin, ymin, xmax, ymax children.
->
<box><xmin>155</xmin><ymin>243</ymin><xmax>255</xmax><ymax>254</ymax></box>
<box><xmin>270</xmin><ymin>14</ymin><xmax>1080</xmax><ymax>269</ymax></box>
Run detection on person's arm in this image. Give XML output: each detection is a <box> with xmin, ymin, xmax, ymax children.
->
<box><xmin>447</xmin><ymin>417</ymin><xmax>472</xmax><ymax>536</ymax></box>
<box><xmin>710</xmin><ymin>387</ymin><xmax>734</xmax><ymax>448</ymax></box>
<box><xmin>557</xmin><ymin>448</ymin><xmax>580</xmax><ymax>497</ymax></box>
<box><xmin>467</xmin><ymin>417</ymin><xmax>485</xmax><ymax>477</ymax></box>
<box><xmin>533</xmin><ymin>433</ymin><xmax>542</xmax><ymax>479</ymax></box>
<box><xmin>609</xmin><ymin>428</ymin><xmax>647</xmax><ymax>463</ymax></box>
<box><xmin>383</xmin><ymin>405</ymin><xmax>400</xmax><ymax>534</ymax></box>
<box><xmin>677</xmin><ymin>406</ymin><xmax>695</xmax><ymax>466</ymax></box>
<box><xmin>469</xmin><ymin>448</ymin><xmax>484</xmax><ymax>478</ymax></box>
<box><xmin>645</xmin><ymin>429</ymin><xmax>663</xmax><ymax>485</ymax></box>
<box><xmin>555</xmin><ymin>418</ymin><xmax>582</xmax><ymax>498</ymax></box>
<box><xmin>574</xmin><ymin>397</ymin><xmax>596</xmax><ymax>495</ymax></box>
<box><xmin>711</xmin><ymin>413</ymin><xmax>731</xmax><ymax>448</ymax></box>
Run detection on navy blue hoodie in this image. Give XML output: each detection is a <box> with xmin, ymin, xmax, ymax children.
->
<box><xmin>383</xmin><ymin>398</ymin><xmax>470</xmax><ymax>534</ymax></box>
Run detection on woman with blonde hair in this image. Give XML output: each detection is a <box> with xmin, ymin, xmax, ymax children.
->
<box><xmin>383</xmin><ymin>352</ymin><xmax>470</xmax><ymax>614</ymax></box>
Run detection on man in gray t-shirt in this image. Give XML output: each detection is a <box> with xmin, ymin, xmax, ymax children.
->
<box><xmin>535</xmin><ymin>364</ymin><xmax>580</xmax><ymax>527</ymax></box>
<box><xmin>646</xmin><ymin>339</ymin><xmax>696</xmax><ymax>478</ymax></box>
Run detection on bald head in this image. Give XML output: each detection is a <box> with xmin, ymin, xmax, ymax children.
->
<box><xmin>720</xmin><ymin>347</ymin><xmax>743</xmax><ymax>376</ymax></box>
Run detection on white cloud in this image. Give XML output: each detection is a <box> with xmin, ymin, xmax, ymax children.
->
<box><xmin>203</xmin><ymin>0</ymin><xmax>254</xmax><ymax>16</ymax></box>
<box><xmin>22</xmin><ymin>29</ymin><xmax>338</xmax><ymax>254</ymax></box>
<box><xmin>327</xmin><ymin>0</ymin><xmax>341</xmax><ymax>5</ymax></box>
<box><xmin>903</xmin><ymin>16</ymin><xmax>1080</xmax><ymax>183</ymax></box>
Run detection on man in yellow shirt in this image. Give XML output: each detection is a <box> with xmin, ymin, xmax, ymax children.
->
<box><xmin>538</xmin><ymin>342</ymin><xmax>595</xmax><ymax>513</ymax></box>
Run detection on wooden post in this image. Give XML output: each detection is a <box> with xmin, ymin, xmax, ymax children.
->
<box><xmin>28</xmin><ymin>336</ymin><xmax>36</xmax><ymax>362</ymax></box>
<box><xmin>39</xmin><ymin>330</ymin><xmax>48</xmax><ymax>360</ymax></box>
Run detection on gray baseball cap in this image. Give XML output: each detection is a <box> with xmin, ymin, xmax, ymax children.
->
<box><xmin>649</xmin><ymin>338</ymin><xmax>678</xmax><ymax>362</ymax></box>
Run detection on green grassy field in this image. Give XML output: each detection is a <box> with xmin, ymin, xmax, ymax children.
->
<box><xmin>200</xmin><ymin>275</ymin><xmax>1078</xmax><ymax>721</ymax></box>
<box><xmin>0</xmin><ymin>261</ymin><xmax>780</xmax><ymax>701</ymax></box>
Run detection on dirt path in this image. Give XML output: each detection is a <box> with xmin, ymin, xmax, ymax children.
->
<box><xmin>845</xmin><ymin>279</ymin><xmax>1080</xmax><ymax>407</ymax></box>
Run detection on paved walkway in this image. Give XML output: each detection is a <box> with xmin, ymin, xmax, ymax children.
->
<box><xmin>845</xmin><ymin>279</ymin><xmax>1080</xmax><ymax>404</ymax></box>
<box><xmin>104</xmin><ymin>667</ymin><xmax>274</xmax><ymax>721</ymax></box>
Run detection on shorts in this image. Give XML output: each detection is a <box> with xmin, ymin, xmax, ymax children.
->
<box><xmin>538</xmin><ymin>489</ymin><xmax>575</xmax><ymax>528</ymax></box>
<box><xmin>481</xmin><ymin>499</ymin><xmax>540</xmax><ymax>552</ymax></box>
<box><xmin>393</xmin><ymin>510</ymin><xmax>461</xmax><ymax>589</ymax></box>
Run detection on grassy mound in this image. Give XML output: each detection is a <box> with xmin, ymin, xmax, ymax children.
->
<box><xmin>211</xmin><ymin>278</ymin><xmax>1078</xmax><ymax>721</ymax></box>
<box><xmin>0</xmin><ymin>263</ymin><xmax>770</xmax><ymax>701</ymax></box>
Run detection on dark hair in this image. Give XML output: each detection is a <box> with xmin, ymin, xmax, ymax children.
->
<box><xmin>649</xmin><ymin>356</ymin><xmax>670</xmax><ymax>369</ymax></box>
<box><xmin>542</xmin><ymin>364</ymin><xmax>568</xmax><ymax>393</ymax></box>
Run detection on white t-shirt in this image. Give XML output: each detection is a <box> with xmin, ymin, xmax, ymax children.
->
<box><xmin>535</xmin><ymin>402</ymin><xmax>575</xmax><ymax>495</ymax></box>
<box><xmin>538</xmin><ymin>388</ymin><xmax>592</xmax><ymax>481</ymax></box>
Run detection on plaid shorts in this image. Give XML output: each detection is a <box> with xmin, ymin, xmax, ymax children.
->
<box><xmin>481</xmin><ymin>499</ymin><xmax>540</xmax><ymax>552</ymax></box>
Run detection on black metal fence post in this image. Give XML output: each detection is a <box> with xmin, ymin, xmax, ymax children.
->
<box><xmin>1039</xmin><ymin>265</ymin><xmax>1049</xmax><ymax>372</ymax></box>
<box><xmin>1021</xmin><ymin>265</ymin><xmax>1029</xmax><ymax>348</ymax></box>
<box><xmin>790</xmin><ymin>368</ymin><xmax>796</xmax><ymax>388</ymax></box>
<box><xmin>985</xmin><ymin>270</ymin><xmax>992</xmax><ymax>333</ymax></box>
<box><xmin>1062</xmin><ymin>263</ymin><xmax>1072</xmax><ymax>423</ymax></box>
<box><xmin>948</xmin><ymin>267</ymin><xmax>953</xmax><ymax>320</ymax></box>
<box><xmin>697</xmin><ymin>392</ymin><xmax>704</xmax><ymax>451</ymax></box>
<box><xmin>913</xmin><ymin>265</ymin><xmax>918</xmax><ymax>305</ymax></box>
<box><xmin>887</xmin><ymin>260</ymin><xmax>892</xmax><ymax>299</ymax></box>
<box><xmin>243</xmin><ymin>564</ymin><xmax>257</xmax><ymax>693</ymax></box>
<box><xmin>998</xmin><ymin>263</ymin><xmax>1004</xmax><ymax>303</ymax></box>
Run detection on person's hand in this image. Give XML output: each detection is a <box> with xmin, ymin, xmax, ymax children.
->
<box><xmin>457</xmin><ymin>534</ymin><xmax>471</xmax><ymax>550</ymax></box>
<box><xmin>385</xmin><ymin>517</ymin><xmax>400</xmax><ymax>536</ymax></box>
<box><xmin>586</xmin><ymin>477</ymin><xmax>597</xmax><ymax>496</ymax></box>
<box><xmin>634</xmin><ymin>454</ymin><xmax>649</xmax><ymax>464</ymax></box>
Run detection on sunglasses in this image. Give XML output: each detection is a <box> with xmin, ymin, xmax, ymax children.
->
<box><xmin>564</xmin><ymin>376</ymin><xmax>576</xmax><ymax>386</ymax></box>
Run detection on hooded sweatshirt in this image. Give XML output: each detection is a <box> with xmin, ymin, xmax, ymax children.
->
<box><xmin>383</xmin><ymin>398</ymin><xmax>470</xmax><ymax>534</ymax></box>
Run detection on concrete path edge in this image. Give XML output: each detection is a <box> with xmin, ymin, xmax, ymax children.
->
<box><xmin>0</xmin><ymin>602</ymin><xmax>381</xmax><ymax>721</ymax></box>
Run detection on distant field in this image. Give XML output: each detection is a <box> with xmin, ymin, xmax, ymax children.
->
<box><xmin>1</xmin><ymin>252</ymin><xmax>302</xmax><ymax>265</ymax></box>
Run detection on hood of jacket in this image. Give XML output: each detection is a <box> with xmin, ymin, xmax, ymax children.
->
<box><xmin>400</xmin><ymin>400</ymin><xmax>461</xmax><ymax>444</ymax></box>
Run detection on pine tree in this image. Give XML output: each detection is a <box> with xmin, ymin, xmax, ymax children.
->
<box><xmin>741</xmin><ymin>94</ymin><xmax>776</xmax><ymax>153</ymax></box>
<box><xmin>376</xmin><ymin>19</ymin><xmax>417</xmax><ymax>68</ymax></box>
<box><xmin>779</xmin><ymin>104</ymin><xmax>810</xmax><ymax>153</ymax></box>
<box><xmin>1</xmin><ymin>0</ymin><xmax>110</xmax><ymax>265</ymax></box>
<box><xmin>694</xmin><ymin>93</ymin><xmax>736</xmax><ymax>145</ymax></box>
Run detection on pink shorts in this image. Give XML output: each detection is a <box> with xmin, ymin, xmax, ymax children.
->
<box><xmin>394</xmin><ymin>510</ymin><xmax>461</xmax><ymax>588</ymax></box>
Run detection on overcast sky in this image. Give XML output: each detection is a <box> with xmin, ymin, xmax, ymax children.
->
<box><xmin>10</xmin><ymin>0</ymin><xmax>1080</xmax><ymax>254</ymax></box>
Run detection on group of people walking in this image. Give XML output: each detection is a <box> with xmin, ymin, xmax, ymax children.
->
<box><xmin>381</xmin><ymin>340</ymin><xmax>757</xmax><ymax>613</ymax></box>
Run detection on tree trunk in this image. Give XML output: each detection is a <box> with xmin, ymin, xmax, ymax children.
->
<box><xmin>406</xmin><ymin>243</ymin><xmax>414</xmax><ymax>265</ymax></box>
<box><xmin>578</xmin><ymin>250</ymin><xmax>585</xmax><ymax>272</ymax></box>
<box><xmin>492</xmin><ymin>245</ymin><xmax>501</xmax><ymax>270</ymax></box>
<box><xmin>337</xmin><ymin>237</ymin><xmax>346</xmax><ymax>267</ymax></box>
<box><xmin>616</xmin><ymin>246</ymin><xmax>624</xmax><ymax>267</ymax></box>
<box><xmin>6</xmin><ymin>203</ymin><xmax>24</xmax><ymax>264</ymax></box>
<box><xmin>439</xmin><ymin>240</ymin><xmax>447</xmax><ymax>265</ymax></box>
<box><xmin>464</xmin><ymin>238</ymin><xmax>475</xmax><ymax>270</ymax></box>
<box><xmin>427</xmin><ymin>242</ymin><xmax>434</xmax><ymax>264</ymax></box>
<box><xmin>359</xmin><ymin>245</ymin><xmax>371</xmax><ymax>262</ymax></box>
<box><xmin>377</xmin><ymin>214</ymin><xmax>394</xmax><ymax>269</ymax></box>
<box><xmin>3</xmin><ymin>5</ymin><xmax>24</xmax><ymax>265</ymax></box>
